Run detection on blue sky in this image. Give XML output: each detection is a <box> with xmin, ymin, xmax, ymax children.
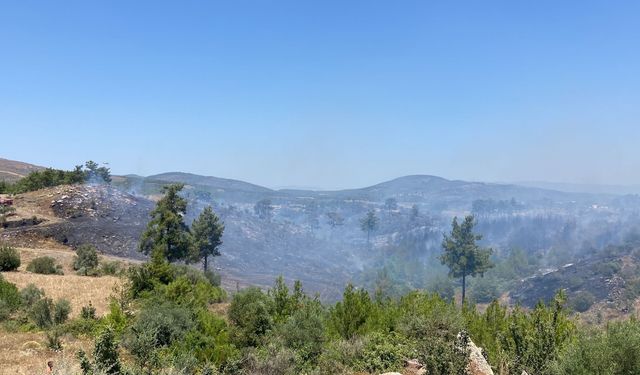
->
<box><xmin>1</xmin><ymin>1</ymin><xmax>639</xmax><ymax>189</ymax></box>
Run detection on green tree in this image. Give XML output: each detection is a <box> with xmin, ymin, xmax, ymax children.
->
<box><xmin>139</xmin><ymin>184</ymin><xmax>193</xmax><ymax>263</ymax></box>
<box><xmin>329</xmin><ymin>283</ymin><xmax>372</xmax><ymax>339</ymax></box>
<box><xmin>191</xmin><ymin>206</ymin><xmax>224</xmax><ymax>272</ymax></box>
<box><xmin>360</xmin><ymin>210</ymin><xmax>379</xmax><ymax>245</ymax></box>
<box><xmin>83</xmin><ymin>160</ymin><xmax>112</xmax><ymax>184</ymax></box>
<box><xmin>440</xmin><ymin>215</ymin><xmax>493</xmax><ymax>303</ymax></box>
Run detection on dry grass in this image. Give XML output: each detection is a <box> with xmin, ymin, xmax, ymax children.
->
<box><xmin>1</xmin><ymin>247</ymin><xmax>124</xmax><ymax>318</ymax></box>
<box><xmin>0</xmin><ymin>331</ymin><xmax>91</xmax><ymax>375</ymax></box>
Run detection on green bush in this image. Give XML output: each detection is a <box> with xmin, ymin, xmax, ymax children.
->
<box><xmin>20</xmin><ymin>283</ymin><xmax>44</xmax><ymax>307</ymax></box>
<box><xmin>46</xmin><ymin>328</ymin><xmax>63</xmax><ymax>351</ymax></box>
<box><xmin>571</xmin><ymin>291</ymin><xmax>596</xmax><ymax>313</ymax></box>
<box><xmin>100</xmin><ymin>260</ymin><xmax>125</xmax><ymax>276</ymax></box>
<box><xmin>29</xmin><ymin>297</ymin><xmax>54</xmax><ymax>328</ymax></box>
<box><xmin>329</xmin><ymin>284</ymin><xmax>373</xmax><ymax>339</ymax></box>
<box><xmin>53</xmin><ymin>299</ymin><xmax>71</xmax><ymax>324</ymax></box>
<box><xmin>0</xmin><ymin>245</ymin><xmax>20</xmax><ymax>271</ymax></box>
<box><xmin>0</xmin><ymin>275</ymin><xmax>21</xmax><ymax>320</ymax></box>
<box><xmin>81</xmin><ymin>302</ymin><xmax>97</xmax><ymax>320</ymax></box>
<box><xmin>78</xmin><ymin>326</ymin><xmax>122</xmax><ymax>375</ymax></box>
<box><xmin>26</xmin><ymin>256</ymin><xmax>63</xmax><ymax>275</ymax></box>
<box><xmin>555</xmin><ymin>320</ymin><xmax>640</xmax><ymax>374</ymax></box>
<box><xmin>228</xmin><ymin>287</ymin><xmax>274</xmax><ymax>347</ymax></box>
<box><xmin>73</xmin><ymin>244</ymin><xmax>99</xmax><ymax>276</ymax></box>
<box><xmin>124</xmin><ymin>303</ymin><xmax>194</xmax><ymax>367</ymax></box>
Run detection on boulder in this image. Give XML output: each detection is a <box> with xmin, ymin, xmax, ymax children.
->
<box><xmin>458</xmin><ymin>332</ymin><xmax>494</xmax><ymax>375</ymax></box>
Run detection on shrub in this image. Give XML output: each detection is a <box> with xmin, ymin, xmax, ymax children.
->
<box><xmin>276</xmin><ymin>300</ymin><xmax>326</xmax><ymax>362</ymax></box>
<box><xmin>78</xmin><ymin>326</ymin><xmax>122</xmax><ymax>375</ymax></box>
<box><xmin>46</xmin><ymin>328</ymin><xmax>63</xmax><ymax>351</ymax></box>
<box><xmin>29</xmin><ymin>297</ymin><xmax>53</xmax><ymax>328</ymax></box>
<box><xmin>228</xmin><ymin>287</ymin><xmax>274</xmax><ymax>347</ymax></box>
<box><xmin>81</xmin><ymin>302</ymin><xmax>97</xmax><ymax>320</ymax></box>
<box><xmin>571</xmin><ymin>291</ymin><xmax>596</xmax><ymax>313</ymax></box>
<box><xmin>124</xmin><ymin>303</ymin><xmax>194</xmax><ymax>366</ymax></box>
<box><xmin>329</xmin><ymin>283</ymin><xmax>373</xmax><ymax>339</ymax></box>
<box><xmin>0</xmin><ymin>275</ymin><xmax>21</xmax><ymax>320</ymax></box>
<box><xmin>100</xmin><ymin>260</ymin><xmax>125</xmax><ymax>276</ymax></box>
<box><xmin>0</xmin><ymin>245</ymin><xmax>20</xmax><ymax>271</ymax></box>
<box><xmin>20</xmin><ymin>283</ymin><xmax>44</xmax><ymax>307</ymax></box>
<box><xmin>53</xmin><ymin>299</ymin><xmax>71</xmax><ymax>324</ymax></box>
<box><xmin>26</xmin><ymin>256</ymin><xmax>63</xmax><ymax>275</ymax></box>
<box><xmin>73</xmin><ymin>244</ymin><xmax>99</xmax><ymax>276</ymax></box>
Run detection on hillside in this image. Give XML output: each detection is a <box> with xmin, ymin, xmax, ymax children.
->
<box><xmin>0</xmin><ymin>158</ymin><xmax>44</xmax><ymax>182</ymax></box>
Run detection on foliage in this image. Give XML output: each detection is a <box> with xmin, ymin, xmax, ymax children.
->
<box><xmin>228</xmin><ymin>287</ymin><xmax>273</xmax><ymax>347</ymax></box>
<box><xmin>53</xmin><ymin>298</ymin><xmax>71</xmax><ymax>324</ymax></box>
<box><xmin>329</xmin><ymin>283</ymin><xmax>373</xmax><ymax>339</ymax></box>
<box><xmin>78</xmin><ymin>326</ymin><xmax>122</xmax><ymax>375</ymax></box>
<box><xmin>26</xmin><ymin>256</ymin><xmax>63</xmax><ymax>275</ymax></box>
<box><xmin>555</xmin><ymin>319</ymin><xmax>640</xmax><ymax>374</ymax></box>
<box><xmin>29</xmin><ymin>297</ymin><xmax>54</xmax><ymax>328</ymax></box>
<box><xmin>570</xmin><ymin>291</ymin><xmax>596</xmax><ymax>313</ymax></box>
<box><xmin>440</xmin><ymin>215</ymin><xmax>493</xmax><ymax>302</ymax></box>
<box><xmin>360</xmin><ymin>210</ymin><xmax>379</xmax><ymax>244</ymax></box>
<box><xmin>0</xmin><ymin>245</ymin><xmax>20</xmax><ymax>271</ymax></box>
<box><xmin>74</xmin><ymin>244</ymin><xmax>100</xmax><ymax>276</ymax></box>
<box><xmin>46</xmin><ymin>328</ymin><xmax>63</xmax><ymax>351</ymax></box>
<box><xmin>1</xmin><ymin>161</ymin><xmax>110</xmax><ymax>194</ymax></box>
<box><xmin>0</xmin><ymin>275</ymin><xmax>21</xmax><ymax>320</ymax></box>
<box><xmin>20</xmin><ymin>283</ymin><xmax>44</xmax><ymax>307</ymax></box>
<box><xmin>190</xmin><ymin>205</ymin><xmax>224</xmax><ymax>272</ymax></box>
<box><xmin>139</xmin><ymin>184</ymin><xmax>193</xmax><ymax>263</ymax></box>
<box><xmin>80</xmin><ymin>301</ymin><xmax>96</xmax><ymax>319</ymax></box>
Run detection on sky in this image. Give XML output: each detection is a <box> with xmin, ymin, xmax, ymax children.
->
<box><xmin>1</xmin><ymin>1</ymin><xmax>639</xmax><ymax>190</ymax></box>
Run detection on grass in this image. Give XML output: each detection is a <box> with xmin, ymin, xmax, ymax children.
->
<box><xmin>2</xmin><ymin>247</ymin><xmax>124</xmax><ymax>318</ymax></box>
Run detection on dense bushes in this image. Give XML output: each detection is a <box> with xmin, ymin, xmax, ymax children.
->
<box><xmin>0</xmin><ymin>245</ymin><xmax>20</xmax><ymax>271</ymax></box>
<box><xmin>26</xmin><ymin>256</ymin><xmax>63</xmax><ymax>275</ymax></box>
<box><xmin>555</xmin><ymin>319</ymin><xmax>640</xmax><ymax>374</ymax></box>
<box><xmin>0</xmin><ymin>161</ymin><xmax>111</xmax><ymax>194</ymax></box>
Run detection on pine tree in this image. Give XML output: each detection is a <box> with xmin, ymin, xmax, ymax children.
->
<box><xmin>360</xmin><ymin>209</ymin><xmax>379</xmax><ymax>245</ymax></box>
<box><xmin>191</xmin><ymin>205</ymin><xmax>224</xmax><ymax>272</ymax></box>
<box><xmin>440</xmin><ymin>215</ymin><xmax>493</xmax><ymax>304</ymax></box>
<box><xmin>139</xmin><ymin>184</ymin><xmax>192</xmax><ymax>263</ymax></box>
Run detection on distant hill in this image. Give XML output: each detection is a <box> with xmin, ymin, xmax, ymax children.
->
<box><xmin>0</xmin><ymin>158</ymin><xmax>45</xmax><ymax>182</ymax></box>
<box><xmin>147</xmin><ymin>172</ymin><xmax>273</xmax><ymax>193</ymax></box>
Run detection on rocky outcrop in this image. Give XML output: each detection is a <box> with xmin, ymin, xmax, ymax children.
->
<box><xmin>459</xmin><ymin>332</ymin><xmax>494</xmax><ymax>375</ymax></box>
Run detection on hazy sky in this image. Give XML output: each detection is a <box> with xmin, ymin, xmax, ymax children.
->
<box><xmin>1</xmin><ymin>1</ymin><xmax>639</xmax><ymax>189</ymax></box>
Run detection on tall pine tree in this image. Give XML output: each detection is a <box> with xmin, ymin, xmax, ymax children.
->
<box><xmin>139</xmin><ymin>184</ymin><xmax>192</xmax><ymax>263</ymax></box>
<box><xmin>191</xmin><ymin>205</ymin><xmax>224</xmax><ymax>272</ymax></box>
<box><xmin>440</xmin><ymin>215</ymin><xmax>493</xmax><ymax>304</ymax></box>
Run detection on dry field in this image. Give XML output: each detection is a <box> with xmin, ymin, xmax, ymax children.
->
<box><xmin>1</xmin><ymin>247</ymin><xmax>124</xmax><ymax>318</ymax></box>
<box><xmin>0</xmin><ymin>331</ymin><xmax>90</xmax><ymax>375</ymax></box>
<box><xmin>0</xmin><ymin>246</ymin><xmax>130</xmax><ymax>373</ymax></box>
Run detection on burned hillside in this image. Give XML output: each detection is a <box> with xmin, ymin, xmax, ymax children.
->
<box><xmin>510</xmin><ymin>242</ymin><xmax>640</xmax><ymax>313</ymax></box>
<box><xmin>1</xmin><ymin>184</ymin><xmax>153</xmax><ymax>259</ymax></box>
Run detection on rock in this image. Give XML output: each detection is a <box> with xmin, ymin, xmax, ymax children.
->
<box><xmin>404</xmin><ymin>359</ymin><xmax>426</xmax><ymax>375</ymax></box>
<box><xmin>521</xmin><ymin>372</ymin><xmax>529</xmax><ymax>375</ymax></box>
<box><xmin>458</xmin><ymin>332</ymin><xmax>494</xmax><ymax>375</ymax></box>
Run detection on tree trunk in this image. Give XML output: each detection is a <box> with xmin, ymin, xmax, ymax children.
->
<box><xmin>203</xmin><ymin>255</ymin><xmax>209</xmax><ymax>272</ymax></box>
<box><xmin>461</xmin><ymin>272</ymin><xmax>466</xmax><ymax>305</ymax></box>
